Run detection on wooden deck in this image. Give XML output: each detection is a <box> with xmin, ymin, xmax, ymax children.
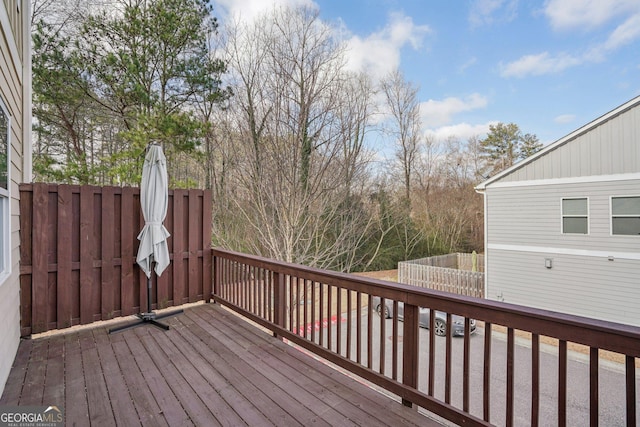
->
<box><xmin>1</xmin><ymin>303</ymin><xmax>441</xmax><ymax>426</ymax></box>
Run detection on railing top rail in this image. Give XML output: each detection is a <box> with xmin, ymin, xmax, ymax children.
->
<box><xmin>213</xmin><ymin>248</ymin><xmax>640</xmax><ymax>357</ymax></box>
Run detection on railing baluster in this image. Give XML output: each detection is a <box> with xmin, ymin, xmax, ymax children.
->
<box><xmin>356</xmin><ymin>291</ymin><xmax>362</xmax><ymax>364</ymax></box>
<box><xmin>532</xmin><ymin>333</ymin><xmax>540</xmax><ymax>427</ymax></box>
<box><xmin>463</xmin><ymin>317</ymin><xmax>470</xmax><ymax>412</ymax></box>
<box><xmin>392</xmin><ymin>300</ymin><xmax>399</xmax><ymax>381</ymax></box>
<box><xmin>626</xmin><ymin>355</ymin><xmax>636</xmax><ymax>427</ymax></box>
<box><xmin>296</xmin><ymin>277</ymin><xmax>302</xmax><ymax>336</ymax></box>
<box><xmin>484</xmin><ymin>322</ymin><xmax>492</xmax><ymax>422</ymax></box>
<box><xmin>327</xmin><ymin>284</ymin><xmax>333</xmax><ymax>351</ymax></box>
<box><xmin>267</xmin><ymin>270</ymin><xmax>272</xmax><ymax>322</ymax></box>
<box><xmin>319</xmin><ymin>282</ymin><xmax>324</xmax><ymax>347</ymax></box>
<box><xmin>590</xmin><ymin>347</ymin><xmax>598</xmax><ymax>427</ymax></box>
<box><xmin>428</xmin><ymin>309</ymin><xmax>435</xmax><ymax>396</ymax></box>
<box><xmin>252</xmin><ymin>265</ymin><xmax>257</xmax><ymax>314</ymax></box>
<box><xmin>380</xmin><ymin>297</ymin><xmax>386</xmax><ymax>375</ymax></box>
<box><xmin>303</xmin><ymin>279</ymin><xmax>309</xmax><ymax>339</ymax></box>
<box><xmin>559</xmin><ymin>340</ymin><xmax>567</xmax><ymax>427</ymax></box>
<box><xmin>445</xmin><ymin>312</ymin><xmax>452</xmax><ymax>404</ymax></box>
<box><xmin>337</xmin><ymin>287</ymin><xmax>342</xmax><ymax>355</ymax></box>
<box><xmin>507</xmin><ymin>328</ymin><xmax>515</xmax><ymax>427</ymax></box>
<box><xmin>367</xmin><ymin>294</ymin><xmax>373</xmax><ymax>369</ymax></box>
<box><xmin>311</xmin><ymin>281</ymin><xmax>316</xmax><ymax>343</ymax></box>
<box><xmin>346</xmin><ymin>290</ymin><xmax>352</xmax><ymax>359</ymax></box>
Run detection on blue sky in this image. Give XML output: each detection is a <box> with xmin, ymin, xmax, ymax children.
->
<box><xmin>212</xmin><ymin>0</ymin><xmax>640</xmax><ymax>147</ymax></box>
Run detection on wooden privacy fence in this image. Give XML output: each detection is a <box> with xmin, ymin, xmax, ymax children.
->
<box><xmin>398</xmin><ymin>253</ymin><xmax>485</xmax><ymax>298</ymax></box>
<box><xmin>19</xmin><ymin>183</ymin><xmax>212</xmax><ymax>336</ymax></box>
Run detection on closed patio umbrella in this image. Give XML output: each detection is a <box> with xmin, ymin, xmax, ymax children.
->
<box><xmin>136</xmin><ymin>143</ymin><xmax>170</xmax><ymax>279</ymax></box>
<box><xmin>110</xmin><ymin>143</ymin><xmax>183</xmax><ymax>333</ymax></box>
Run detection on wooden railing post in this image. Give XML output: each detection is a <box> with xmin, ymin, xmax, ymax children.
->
<box><xmin>212</xmin><ymin>251</ymin><xmax>218</xmax><ymax>303</ymax></box>
<box><xmin>273</xmin><ymin>271</ymin><xmax>286</xmax><ymax>339</ymax></box>
<box><xmin>402</xmin><ymin>303</ymin><xmax>420</xmax><ymax>407</ymax></box>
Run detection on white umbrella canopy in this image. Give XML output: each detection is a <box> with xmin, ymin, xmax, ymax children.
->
<box><xmin>136</xmin><ymin>144</ymin><xmax>171</xmax><ymax>278</ymax></box>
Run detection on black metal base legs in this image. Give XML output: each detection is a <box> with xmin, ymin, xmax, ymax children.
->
<box><xmin>108</xmin><ymin>308</ymin><xmax>184</xmax><ymax>334</ymax></box>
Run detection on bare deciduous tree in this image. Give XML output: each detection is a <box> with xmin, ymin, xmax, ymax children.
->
<box><xmin>213</xmin><ymin>5</ymin><xmax>378</xmax><ymax>270</ymax></box>
<box><xmin>380</xmin><ymin>69</ymin><xmax>422</xmax><ymax>204</ymax></box>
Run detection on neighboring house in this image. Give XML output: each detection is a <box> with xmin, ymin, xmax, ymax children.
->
<box><xmin>0</xmin><ymin>0</ymin><xmax>31</xmax><ymax>395</ymax></box>
<box><xmin>476</xmin><ymin>95</ymin><xmax>640</xmax><ymax>327</ymax></box>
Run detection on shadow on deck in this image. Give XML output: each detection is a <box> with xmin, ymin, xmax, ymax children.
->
<box><xmin>1</xmin><ymin>303</ymin><xmax>441</xmax><ymax>426</ymax></box>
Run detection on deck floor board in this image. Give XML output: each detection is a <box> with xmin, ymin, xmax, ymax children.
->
<box><xmin>1</xmin><ymin>303</ymin><xmax>441</xmax><ymax>426</ymax></box>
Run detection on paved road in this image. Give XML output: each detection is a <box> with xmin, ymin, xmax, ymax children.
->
<box><xmin>318</xmin><ymin>309</ymin><xmax>640</xmax><ymax>426</ymax></box>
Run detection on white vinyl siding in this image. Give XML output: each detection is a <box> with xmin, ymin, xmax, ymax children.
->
<box><xmin>486</xmin><ymin>248</ymin><xmax>640</xmax><ymax>326</ymax></box>
<box><xmin>496</xmin><ymin>102</ymin><xmax>640</xmax><ymax>183</ymax></box>
<box><xmin>561</xmin><ymin>197</ymin><xmax>588</xmax><ymax>234</ymax></box>
<box><xmin>486</xmin><ymin>179</ymin><xmax>640</xmax><ymax>254</ymax></box>
<box><xmin>0</xmin><ymin>0</ymin><xmax>26</xmax><ymax>397</ymax></box>
<box><xmin>611</xmin><ymin>196</ymin><xmax>640</xmax><ymax>236</ymax></box>
<box><xmin>482</xmin><ymin>96</ymin><xmax>640</xmax><ymax>327</ymax></box>
<box><xmin>0</xmin><ymin>95</ymin><xmax>9</xmax><ymax>283</ymax></box>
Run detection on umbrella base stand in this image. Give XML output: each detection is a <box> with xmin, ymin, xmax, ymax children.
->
<box><xmin>108</xmin><ymin>309</ymin><xmax>184</xmax><ymax>334</ymax></box>
<box><xmin>109</xmin><ymin>272</ymin><xmax>183</xmax><ymax>334</ymax></box>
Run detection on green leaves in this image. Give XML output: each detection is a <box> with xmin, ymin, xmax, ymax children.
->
<box><xmin>480</xmin><ymin>122</ymin><xmax>543</xmax><ymax>175</ymax></box>
<box><xmin>32</xmin><ymin>0</ymin><xmax>228</xmax><ymax>185</ymax></box>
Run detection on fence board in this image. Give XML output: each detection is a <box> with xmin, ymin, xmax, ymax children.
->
<box><xmin>120</xmin><ymin>187</ymin><xmax>135</xmax><ymax>316</ymax></box>
<box><xmin>398</xmin><ymin>253</ymin><xmax>485</xmax><ymax>298</ymax></box>
<box><xmin>57</xmin><ymin>185</ymin><xmax>73</xmax><ymax>329</ymax></box>
<box><xmin>32</xmin><ymin>184</ymin><xmax>49</xmax><ymax>333</ymax></box>
<box><xmin>172</xmin><ymin>189</ymin><xmax>186</xmax><ymax>305</ymax></box>
<box><xmin>101</xmin><ymin>187</ymin><xmax>115</xmax><ymax>319</ymax></box>
<box><xmin>188</xmin><ymin>189</ymin><xmax>198</xmax><ymax>302</ymax></box>
<box><xmin>19</xmin><ymin>183</ymin><xmax>212</xmax><ymax>335</ymax></box>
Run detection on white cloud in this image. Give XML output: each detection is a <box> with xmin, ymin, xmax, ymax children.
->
<box><xmin>344</xmin><ymin>12</ymin><xmax>431</xmax><ymax>80</ymax></box>
<box><xmin>469</xmin><ymin>0</ymin><xmax>518</xmax><ymax>27</ymax></box>
<box><xmin>425</xmin><ymin>122</ymin><xmax>498</xmax><ymax>142</ymax></box>
<box><xmin>499</xmin><ymin>52</ymin><xmax>582</xmax><ymax>77</ymax></box>
<box><xmin>602</xmin><ymin>13</ymin><xmax>640</xmax><ymax>50</ymax></box>
<box><xmin>544</xmin><ymin>0</ymin><xmax>640</xmax><ymax>31</ymax></box>
<box><xmin>500</xmin><ymin>2</ymin><xmax>640</xmax><ymax>78</ymax></box>
<box><xmin>554</xmin><ymin>114</ymin><xmax>576</xmax><ymax>124</ymax></box>
<box><xmin>502</xmin><ymin>8</ymin><xmax>640</xmax><ymax>78</ymax></box>
<box><xmin>458</xmin><ymin>57</ymin><xmax>477</xmax><ymax>73</ymax></box>
<box><xmin>420</xmin><ymin>94</ymin><xmax>488</xmax><ymax>128</ymax></box>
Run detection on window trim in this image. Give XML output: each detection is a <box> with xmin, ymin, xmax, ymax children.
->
<box><xmin>561</xmin><ymin>197</ymin><xmax>589</xmax><ymax>235</ymax></box>
<box><xmin>610</xmin><ymin>195</ymin><xmax>640</xmax><ymax>236</ymax></box>
<box><xmin>0</xmin><ymin>95</ymin><xmax>11</xmax><ymax>286</ymax></box>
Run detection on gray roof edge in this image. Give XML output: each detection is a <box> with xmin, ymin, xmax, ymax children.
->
<box><xmin>475</xmin><ymin>94</ymin><xmax>640</xmax><ymax>191</ymax></box>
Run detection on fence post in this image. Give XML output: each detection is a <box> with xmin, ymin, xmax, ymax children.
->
<box><xmin>402</xmin><ymin>303</ymin><xmax>420</xmax><ymax>407</ymax></box>
<box><xmin>273</xmin><ymin>271</ymin><xmax>286</xmax><ymax>339</ymax></box>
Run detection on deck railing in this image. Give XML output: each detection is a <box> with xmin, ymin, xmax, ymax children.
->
<box><xmin>212</xmin><ymin>248</ymin><xmax>640</xmax><ymax>427</ymax></box>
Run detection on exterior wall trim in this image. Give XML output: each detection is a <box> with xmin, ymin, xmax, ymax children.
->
<box><xmin>488</xmin><ymin>243</ymin><xmax>640</xmax><ymax>261</ymax></box>
<box><xmin>485</xmin><ymin>173</ymin><xmax>640</xmax><ymax>189</ymax></box>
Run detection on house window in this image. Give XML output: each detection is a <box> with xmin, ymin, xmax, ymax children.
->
<box><xmin>562</xmin><ymin>197</ymin><xmax>588</xmax><ymax>234</ymax></box>
<box><xmin>0</xmin><ymin>96</ymin><xmax>9</xmax><ymax>283</ymax></box>
<box><xmin>611</xmin><ymin>196</ymin><xmax>640</xmax><ymax>236</ymax></box>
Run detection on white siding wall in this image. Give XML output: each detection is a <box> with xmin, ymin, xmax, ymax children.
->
<box><xmin>485</xmin><ymin>178</ymin><xmax>640</xmax><ymax>326</ymax></box>
<box><xmin>486</xmin><ymin>248</ymin><xmax>639</xmax><ymax>325</ymax></box>
<box><xmin>0</xmin><ymin>0</ymin><xmax>25</xmax><ymax>396</ymax></box>
<box><xmin>501</xmin><ymin>104</ymin><xmax>640</xmax><ymax>182</ymax></box>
